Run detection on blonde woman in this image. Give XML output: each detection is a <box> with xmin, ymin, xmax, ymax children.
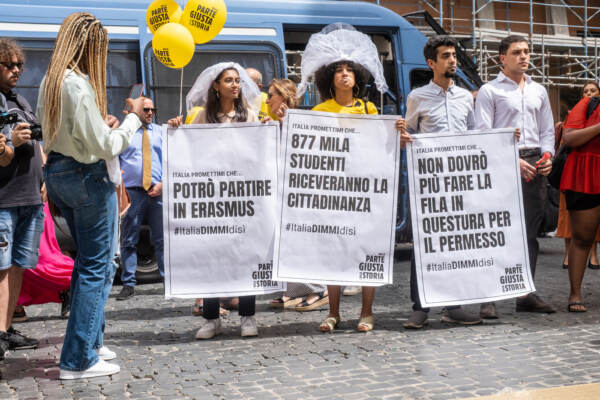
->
<box><xmin>262</xmin><ymin>79</ymin><xmax>330</xmax><ymax>311</ymax></box>
<box><xmin>37</xmin><ymin>12</ymin><xmax>144</xmax><ymax>379</ymax></box>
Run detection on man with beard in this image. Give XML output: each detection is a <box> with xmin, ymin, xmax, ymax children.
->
<box><xmin>401</xmin><ymin>36</ymin><xmax>482</xmax><ymax>329</ymax></box>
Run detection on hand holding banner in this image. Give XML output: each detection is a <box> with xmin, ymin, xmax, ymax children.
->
<box><xmin>162</xmin><ymin>122</ymin><xmax>284</xmax><ymax>298</ymax></box>
<box><xmin>406</xmin><ymin>128</ymin><xmax>535</xmax><ymax>307</ymax></box>
<box><xmin>274</xmin><ymin>109</ymin><xmax>401</xmax><ymax>286</ymax></box>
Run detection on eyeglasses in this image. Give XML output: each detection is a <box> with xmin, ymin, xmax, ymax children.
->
<box><xmin>0</xmin><ymin>62</ymin><xmax>23</xmax><ymax>71</ymax></box>
<box><xmin>143</xmin><ymin>107</ymin><xmax>157</xmax><ymax>113</ymax></box>
<box><xmin>221</xmin><ymin>77</ymin><xmax>241</xmax><ymax>85</ymax></box>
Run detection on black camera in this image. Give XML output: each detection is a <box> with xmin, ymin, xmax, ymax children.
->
<box><xmin>0</xmin><ymin>112</ymin><xmax>18</xmax><ymax>129</ymax></box>
<box><xmin>30</xmin><ymin>123</ymin><xmax>42</xmax><ymax>141</ymax></box>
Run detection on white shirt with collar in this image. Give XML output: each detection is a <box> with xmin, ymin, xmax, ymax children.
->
<box><xmin>405</xmin><ymin>80</ymin><xmax>475</xmax><ymax>134</ymax></box>
<box><xmin>474</xmin><ymin>71</ymin><xmax>555</xmax><ymax>155</ymax></box>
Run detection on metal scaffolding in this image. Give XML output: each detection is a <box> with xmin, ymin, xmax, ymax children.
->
<box><xmin>364</xmin><ymin>0</ymin><xmax>600</xmax><ymax>88</ymax></box>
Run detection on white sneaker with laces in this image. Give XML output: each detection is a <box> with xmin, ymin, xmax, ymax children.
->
<box><xmin>195</xmin><ymin>318</ymin><xmax>222</xmax><ymax>340</ymax></box>
<box><xmin>96</xmin><ymin>346</ymin><xmax>116</xmax><ymax>361</ymax></box>
<box><xmin>240</xmin><ymin>316</ymin><xmax>258</xmax><ymax>337</ymax></box>
<box><xmin>59</xmin><ymin>359</ymin><xmax>120</xmax><ymax>380</ymax></box>
<box><xmin>343</xmin><ymin>286</ymin><xmax>362</xmax><ymax>296</ymax></box>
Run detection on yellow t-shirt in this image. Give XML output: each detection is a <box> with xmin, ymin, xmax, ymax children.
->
<box><xmin>258</xmin><ymin>92</ymin><xmax>278</xmax><ymax>121</ymax></box>
<box><xmin>312</xmin><ymin>98</ymin><xmax>378</xmax><ymax>115</ymax></box>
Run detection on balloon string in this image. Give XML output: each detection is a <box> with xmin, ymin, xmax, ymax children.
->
<box><xmin>179</xmin><ymin>67</ymin><xmax>184</xmax><ymax>117</ymax></box>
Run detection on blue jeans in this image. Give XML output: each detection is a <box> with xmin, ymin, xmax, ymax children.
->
<box><xmin>44</xmin><ymin>153</ymin><xmax>117</xmax><ymax>371</ymax></box>
<box><xmin>0</xmin><ymin>205</ymin><xmax>44</xmax><ymax>270</ymax></box>
<box><xmin>120</xmin><ymin>188</ymin><xmax>164</xmax><ymax>287</ymax></box>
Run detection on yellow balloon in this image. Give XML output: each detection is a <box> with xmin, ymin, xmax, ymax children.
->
<box><xmin>146</xmin><ymin>0</ymin><xmax>183</xmax><ymax>34</ymax></box>
<box><xmin>152</xmin><ymin>23</ymin><xmax>195</xmax><ymax>69</ymax></box>
<box><xmin>180</xmin><ymin>0</ymin><xmax>227</xmax><ymax>44</ymax></box>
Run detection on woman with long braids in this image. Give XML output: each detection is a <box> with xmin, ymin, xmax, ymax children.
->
<box><xmin>297</xmin><ymin>24</ymin><xmax>405</xmax><ymax>332</ymax></box>
<box><xmin>37</xmin><ymin>12</ymin><xmax>145</xmax><ymax>379</ymax></box>
<box><xmin>169</xmin><ymin>62</ymin><xmax>262</xmax><ymax>339</ymax></box>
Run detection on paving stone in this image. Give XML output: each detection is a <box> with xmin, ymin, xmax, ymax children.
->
<box><xmin>2</xmin><ymin>238</ymin><xmax>599</xmax><ymax>398</ymax></box>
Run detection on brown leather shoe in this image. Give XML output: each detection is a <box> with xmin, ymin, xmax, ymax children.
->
<box><xmin>516</xmin><ymin>293</ymin><xmax>556</xmax><ymax>313</ymax></box>
<box><xmin>480</xmin><ymin>302</ymin><xmax>498</xmax><ymax>319</ymax></box>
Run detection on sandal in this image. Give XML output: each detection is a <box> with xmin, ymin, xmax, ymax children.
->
<box><xmin>192</xmin><ymin>302</ymin><xmax>229</xmax><ymax>316</ymax></box>
<box><xmin>221</xmin><ymin>297</ymin><xmax>239</xmax><ymax>310</ymax></box>
<box><xmin>295</xmin><ymin>292</ymin><xmax>329</xmax><ymax>312</ymax></box>
<box><xmin>567</xmin><ymin>302</ymin><xmax>587</xmax><ymax>313</ymax></box>
<box><xmin>319</xmin><ymin>316</ymin><xmax>340</xmax><ymax>332</ymax></box>
<box><xmin>192</xmin><ymin>302</ymin><xmax>203</xmax><ymax>316</ymax></box>
<box><xmin>271</xmin><ymin>296</ymin><xmax>304</xmax><ymax>309</ymax></box>
<box><xmin>357</xmin><ymin>315</ymin><xmax>374</xmax><ymax>332</ymax></box>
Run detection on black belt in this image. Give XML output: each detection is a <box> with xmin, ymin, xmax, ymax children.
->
<box><xmin>126</xmin><ymin>187</ymin><xmax>147</xmax><ymax>192</ymax></box>
<box><xmin>519</xmin><ymin>148</ymin><xmax>541</xmax><ymax>158</ymax></box>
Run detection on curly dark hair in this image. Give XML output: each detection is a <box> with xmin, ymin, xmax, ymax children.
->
<box><xmin>314</xmin><ymin>60</ymin><xmax>370</xmax><ymax>100</ymax></box>
<box><xmin>205</xmin><ymin>67</ymin><xmax>248</xmax><ymax>123</ymax></box>
<box><xmin>423</xmin><ymin>36</ymin><xmax>457</xmax><ymax>62</ymax></box>
<box><xmin>0</xmin><ymin>38</ymin><xmax>24</xmax><ymax>65</ymax></box>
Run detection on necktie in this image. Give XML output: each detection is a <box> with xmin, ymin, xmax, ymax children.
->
<box><xmin>142</xmin><ymin>126</ymin><xmax>152</xmax><ymax>191</ymax></box>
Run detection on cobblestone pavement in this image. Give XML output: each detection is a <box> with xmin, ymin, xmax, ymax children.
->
<box><xmin>2</xmin><ymin>237</ymin><xmax>600</xmax><ymax>399</ymax></box>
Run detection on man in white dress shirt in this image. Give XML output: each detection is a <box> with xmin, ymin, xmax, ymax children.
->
<box><xmin>401</xmin><ymin>36</ymin><xmax>482</xmax><ymax>329</ymax></box>
<box><xmin>474</xmin><ymin>35</ymin><xmax>556</xmax><ymax>318</ymax></box>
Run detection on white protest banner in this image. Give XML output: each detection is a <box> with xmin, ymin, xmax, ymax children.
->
<box><xmin>162</xmin><ymin>122</ymin><xmax>285</xmax><ymax>298</ymax></box>
<box><xmin>406</xmin><ymin>129</ymin><xmax>534</xmax><ymax>307</ymax></box>
<box><xmin>274</xmin><ymin>109</ymin><xmax>400</xmax><ymax>286</ymax></box>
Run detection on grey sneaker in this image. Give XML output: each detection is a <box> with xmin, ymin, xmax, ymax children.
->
<box><xmin>0</xmin><ymin>337</ymin><xmax>8</xmax><ymax>361</ymax></box>
<box><xmin>195</xmin><ymin>318</ymin><xmax>222</xmax><ymax>340</ymax></box>
<box><xmin>240</xmin><ymin>316</ymin><xmax>258</xmax><ymax>337</ymax></box>
<box><xmin>4</xmin><ymin>327</ymin><xmax>39</xmax><ymax>350</ymax></box>
<box><xmin>116</xmin><ymin>286</ymin><xmax>134</xmax><ymax>301</ymax></box>
<box><xmin>441</xmin><ymin>308</ymin><xmax>482</xmax><ymax>325</ymax></box>
<box><xmin>403</xmin><ymin>310</ymin><xmax>429</xmax><ymax>329</ymax></box>
<box><xmin>480</xmin><ymin>302</ymin><xmax>498</xmax><ymax>319</ymax></box>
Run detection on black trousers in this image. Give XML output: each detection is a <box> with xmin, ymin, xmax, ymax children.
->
<box><xmin>520</xmin><ymin>152</ymin><xmax>547</xmax><ymax>279</ymax></box>
<box><xmin>408</xmin><ymin>152</ymin><xmax>547</xmax><ymax>311</ymax></box>
<box><xmin>410</xmin><ymin>258</ymin><xmax>459</xmax><ymax>312</ymax></box>
<box><xmin>203</xmin><ymin>296</ymin><xmax>256</xmax><ymax>320</ymax></box>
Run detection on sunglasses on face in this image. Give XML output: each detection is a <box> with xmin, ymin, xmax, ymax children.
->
<box><xmin>1</xmin><ymin>62</ymin><xmax>23</xmax><ymax>71</ymax></box>
<box><xmin>267</xmin><ymin>91</ymin><xmax>281</xmax><ymax>99</ymax></box>
<box><xmin>143</xmin><ymin>107</ymin><xmax>157</xmax><ymax>113</ymax></box>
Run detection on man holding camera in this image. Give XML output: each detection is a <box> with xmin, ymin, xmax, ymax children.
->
<box><xmin>116</xmin><ymin>97</ymin><xmax>164</xmax><ymax>300</ymax></box>
<box><xmin>0</xmin><ymin>38</ymin><xmax>43</xmax><ymax>360</ymax></box>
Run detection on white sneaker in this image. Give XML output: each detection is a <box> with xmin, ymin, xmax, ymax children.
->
<box><xmin>343</xmin><ymin>286</ymin><xmax>362</xmax><ymax>296</ymax></box>
<box><xmin>240</xmin><ymin>316</ymin><xmax>258</xmax><ymax>337</ymax></box>
<box><xmin>96</xmin><ymin>346</ymin><xmax>116</xmax><ymax>361</ymax></box>
<box><xmin>59</xmin><ymin>359</ymin><xmax>120</xmax><ymax>380</ymax></box>
<box><xmin>195</xmin><ymin>318</ymin><xmax>222</xmax><ymax>340</ymax></box>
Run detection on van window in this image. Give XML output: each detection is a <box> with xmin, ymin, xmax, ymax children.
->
<box><xmin>409</xmin><ymin>68</ymin><xmax>432</xmax><ymax>90</ymax></box>
<box><xmin>146</xmin><ymin>43</ymin><xmax>283</xmax><ymax>123</ymax></box>
<box><xmin>15</xmin><ymin>41</ymin><xmax>141</xmax><ymax>118</ymax></box>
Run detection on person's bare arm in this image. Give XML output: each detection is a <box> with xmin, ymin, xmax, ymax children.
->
<box><xmin>563</xmin><ymin>124</ymin><xmax>600</xmax><ymax>148</ymax></box>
